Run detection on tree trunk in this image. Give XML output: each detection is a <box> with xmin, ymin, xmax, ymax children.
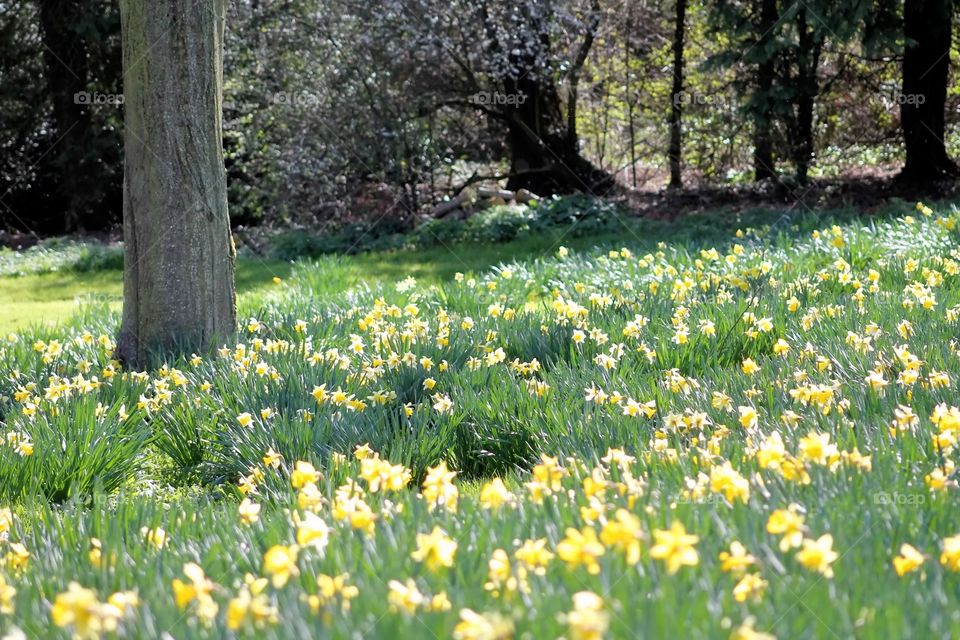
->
<box><xmin>900</xmin><ymin>0</ymin><xmax>958</xmax><ymax>181</ymax></box>
<box><xmin>117</xmin><ymin>0</ymin><xmax>236</xmax><ymax>369</ymax></box>
<box><xmin>502</xmin><ymin>4</ymin><xmax>613</xmax><ymax>196</ymax></box>
<box><xmin>566</xmin><ymin>0</ymin><xmax>601</xmax><ymax>149</ymax></box>
<box><xmin>668</xmin><ymin>0</ymin><xmax>686</xmax><ymax>189</ymax></box>
<box><xmin>752</xmin><ymin>0</ymin><xmax>777</xmax><ymax>181</ymax></box>
<box><xmin>625</xmin><ymin>4</ymin><xmax>637</xmax><ymax>189</ymax></box>
<box><xmin>792</xmin><ymin>6</ymin><xmax>820</xmax><ymax>185</ymax></box>
<box><xmin>503</xmin><ymin>81</ymin><xmax>614</xmax><ymax>195</ymax></box>
<box><xmin>37</xmin><ymin>0</ymin><xmax>92</xmax><ymax>233</ymax></box>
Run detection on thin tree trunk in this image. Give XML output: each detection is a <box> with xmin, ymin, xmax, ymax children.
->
<box><xmin>900</xmin><ymin>0</ymin><xmax>958</xmax><ymax>181</ymax></box>
<box><xmin>566</xmin><ymin>0</ymin><xmax>601</xmax><ymax>148</ymax></box>
<box><xmin>37</xmin><ymin>0</ymin><xmax>91</xmax><ymax>233</ymax></box>
<box><xmin>668</xmin><ymin>0</ymin><xmax>686</xmax><ymax>189</ymax></box>
<box><xmin>625</xmin><ymin>5</ymin><xmax>637</xmax><ymax>189</ymax></box>
<box><xmin>793</xmin><ymin>7</ymin><xmax>820</xmax><ymax>185</ymax></box>
<box><xmin>117</xmin><ymin>0</ymin><xmax>236</xmax><ymax>369</ymax></box>
<box><xmin>752</xmin><ymin>0</ymin><xmax>777</xmax><ymax>181</ymax></box>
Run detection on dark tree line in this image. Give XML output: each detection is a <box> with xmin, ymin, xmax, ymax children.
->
<box><xmin>705</xmin><ymin>0</ymin><xmax>906</xmax><ymax>185</ymax></box>
<box><xmin>1</xmin><ymin>0</ymin><xmax>122</xmax><ymax>233</ymax></box>
<box><xmin>1</xmin><ymin>0</ymin><xmax>959</xmax><ymax>234</ymax></box>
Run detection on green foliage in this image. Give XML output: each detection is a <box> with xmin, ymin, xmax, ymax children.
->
<box><xmin>0</xmin><ymin>389</ymin><xmax>150</xmax><ymax>502</ymax></box>
<box><xmin>270</xmin><ymin>196</ymin><xmax>631</xmax><ymax>260</ymax></box>
<box><xmin>706</xmin><ymin>0</ymin><xmax>904</xmax><ymax>180</ymax></box>
<box><xmin>0</xmin><ymin>240</ymin><xmax>123</xmax><ymax>278</ymax></box>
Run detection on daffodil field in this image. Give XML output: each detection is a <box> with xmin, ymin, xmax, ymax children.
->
<box><xmin>4</xmin><ymin>204</ymin><xmax>960</xmax><ymax>639</ymax></box>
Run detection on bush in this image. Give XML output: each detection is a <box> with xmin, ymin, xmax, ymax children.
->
<box><xmin>268</xmin><ymin>195</ymin><xmax>632</xmax><ymax>261</ymax></box>
<box><xmin>0</xmin><ymin>389</ymin><xmax>151</xmax><ymax>502</ymax></box>
<box><xmin>71</xmin><ymin>243</ymin><xmax>124</xmax><ymax>272</ymax></box>
<box><xmin>0</xmin><ymin>239</ymin><xmax>123</xmax><ymax>277</ymax></box>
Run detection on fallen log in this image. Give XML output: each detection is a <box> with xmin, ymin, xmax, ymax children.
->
<box><xmin>477</xmin><ymin>186</ymin><xmax>516</xmax><ymax>201</ymax></box>
<box><xmin>430</xmin><ymin>190</ymin><xmax>470</xmax><ymax>218</ymax></box>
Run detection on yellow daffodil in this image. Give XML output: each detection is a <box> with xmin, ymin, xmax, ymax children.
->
<box><xmin>795</xmin><ymin>534</ymin><xmax>838</xmax><ymax>578</ymax></box>
<box><xmin>650</xmin><ymin>521</ymin><xmax>699</xmax><ymax>574</ymax></box>
<box><xmin>893</xmin><ymin>543</ymin><xmax>924</xmax><ymax>576</ymax></box>
<box><xmin>411</xmin><ymin>526</ymin><xmax>458</xmax><ymax>572</ymax></box>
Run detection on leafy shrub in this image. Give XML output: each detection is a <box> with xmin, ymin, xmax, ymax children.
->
<box><xmin>0</xmin><ymin>239</ymin><xmax>123</xmax><ymax>277</ymax></box>
<box><xmin>0</xmin><ymin>391</ymin><xmax>150</xmax><ymax>502</ymax></box>
<box><xmin>268</xmin><ymin>196</ymin><xmax>633</xmax><ymax>261</ymax></box>
<box><xmin>533</xmin><ymin>194</ymin><xmax>626</xmax><ymax>235</ymax></box>
<box><xmin>71</xmin><ymin>243</ymin><xmax>125</xmax><ymax>273</ymax></box>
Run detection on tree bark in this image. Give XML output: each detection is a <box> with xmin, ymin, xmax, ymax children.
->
<box><xmin>625</xmin><ymin>5</ymin><xmax>637</xmax><ymax>189</ymax></box>
<box><xmin>792</xmin><ymin>6</ymin><xmax>820</xmax><ymax>185</ymax></box>
<box><xmin>900</xmin><ymin>0</ymin><xmax>958</xmax><ymax>182</ymax></box>
<box><xmin>752</xmin><ymin>0</ymin><xmax>777</xmax><ymax>181</ymax></box>
<box><xmin>566</xmin><ymin>0</ymin><xmax>601</xmax><ymax>149</ymax></box>
<box><xmin>668</xmin><ymin>0</ymin><xmax>686</xmax><ymax>189</ymax></box>
<box><xmin>501</xmin><ymin>3</ymin><xmax>613</xmax><ymax>196</ymax></box>
<box><xmin>502</xmin><ymin>79</ymin><xmax>614</xmax><ymax>195</ymax></box>
<box><xmin>117</xmin><ymin>0</ymin><xmax>236</xmax><ymax>369</ymax></box>
<box><xmin>36</xmin><ymin>0</ymin><xmax>92</xmax><ymax>233</ymax></box>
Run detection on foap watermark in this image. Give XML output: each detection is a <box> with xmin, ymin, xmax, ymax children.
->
<box><xmin>470</xmin><ymin>91</ymin><xmax>528</xmax><ymax>107</ymax></box>
<box><xmin>75</xmin><ymin>293</ymin><xmax>122</xmax><ymax>306</ymax></box>
<box><xmin>873</xmin><ymin>491</ymin><xmax>925</xmax><ymax>506</ymax></box>
<box><xmin>272</xmin><ymin>92</ymin><xmax>321</xmax><ymax>107</ymax></box>
<box><xmin>74</xmin><ymin>91</ymin><xmax>124</xmax><ymax>106</ymax></box>
<box><xmin>672</xmin><ymin>91</ymin><xmax>734</xmax><ymax>108</ymax></box>
<box><xmin>674</xmin><ymin>491</ymin><xmax>728</xmax><ymax>506</ymax></box>
<box><xmin>877</xmin><ymin>88</ymin><xmax>925</xmax><ymax>109</ymax></box>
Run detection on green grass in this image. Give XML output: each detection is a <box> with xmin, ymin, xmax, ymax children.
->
<box><xmin>0</xmin><ymin>259</ymin><xmax>296</xmax><ymax>334</ymax></box>
<box><xmin>2</xmin><ymin>199</ymin><xmax>949</xmax><ymax>334</ymax></box>
<box><xmin>0</xmin><ymin>230</ymin><xmax>609</xmax><ymax>333</ymax></box>
<box><xmin>3</xmin><ymin>202</ymin><xmax>960</xmax><ymax>639</ymax></box>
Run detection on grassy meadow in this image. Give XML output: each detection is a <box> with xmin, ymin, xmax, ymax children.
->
<box><xmin>1</xmin><ymin>204</ymin><xmax>960</xmax><ymax>638</ymax></box>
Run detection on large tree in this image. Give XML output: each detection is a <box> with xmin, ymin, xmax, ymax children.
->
<box><xmin>378</xmin><ymin>0</ymin><xmax>614</xmax><ymax>196</ymax></box>
<box><xmin>900</xmin><ymin>0</ymin><xmax>958</xmax><ymax>181</ymax></box>
<box><xmin>479</xmin><ymin>0</ymin><xmax>613</xmax><ymax>194</ymax></box>
<box><xmin>751</xmin><ymin>0</ymin><xmax>778</xmax><ymax>181</ymax></box>
<box><xmin>116</xmin><ymin>0</ymin><xmax>236</xmax><ymax>368</ymax></box>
